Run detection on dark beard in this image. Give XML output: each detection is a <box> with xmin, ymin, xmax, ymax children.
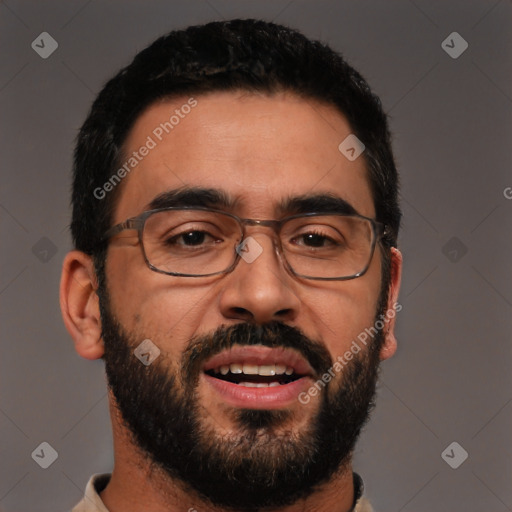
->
<box><xmin>100</xmin><ymin>298</ymin><xmax>384</xmax><ymax>511</ymax></box>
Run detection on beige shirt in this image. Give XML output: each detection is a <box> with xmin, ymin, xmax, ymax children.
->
<box><xmin>72</xmin><ymin>473</ymin><xmax>374</xmax><ymax>512</ymax></box>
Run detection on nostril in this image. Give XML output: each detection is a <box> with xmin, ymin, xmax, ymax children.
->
<box><xmin>229</xmin><ymin>307</ymin><xmax>253</xmax><ymax>321</ymax></box>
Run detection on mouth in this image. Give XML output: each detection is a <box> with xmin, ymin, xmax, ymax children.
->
<box><xmin>205</xmin><ymin>362</ymin><xmax>302</xmax><ymax>387</ymax></box>
<box><xmin>201</xmin><ymin>345</ymin><xmax>315</xmax><ymax>409</ymax></box>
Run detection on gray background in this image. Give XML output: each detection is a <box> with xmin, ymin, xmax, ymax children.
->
<box><xmin>1</xmin><ymin>1</ymin><xmax>511</xmax><ymax>511</ymax></box>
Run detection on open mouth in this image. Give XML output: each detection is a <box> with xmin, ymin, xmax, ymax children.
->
<box><xmin>201</xmin><ymin>346</ymin><xmax>314</xmax><ymax>408</ymax></box>
<box><xmin>205</xmin><ymin>363</ymin><xmax>304</xmax><ymax>387</ymax></box>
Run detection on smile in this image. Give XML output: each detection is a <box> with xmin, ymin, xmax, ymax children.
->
<box><xmin>206</xmin><ymin>363</ymin><xmax>302</xmax><ymax>387</ymax></box>
<box><xmin>202</xmin><ymin>345</ymin><xmax>314</xmax><ymax>408</ymax></box>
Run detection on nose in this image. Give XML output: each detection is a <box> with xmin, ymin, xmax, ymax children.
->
<box><xmin>218</xmin><ymin>233</ymin><xmax>301</xmax><ymax>324</ymax></box>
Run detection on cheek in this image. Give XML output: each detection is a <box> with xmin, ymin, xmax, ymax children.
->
<box><xmin>305</xmin><ymin>262</ymin><xmax>382</xmax><ymax>357</ymax></box>
<box><xmin>105</xmin><ymin>249</ymin><xmax>217</xmax><ymax>350</ymax></box>
<box><xmin>310</xmin><ymin>291</ymin><xmax>377</xmax><ymax>344</ymax></box>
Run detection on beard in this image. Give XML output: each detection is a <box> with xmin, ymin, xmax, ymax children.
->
<box><xmin>99</xmin><ymin>292</ymin><xmax>385</xmax><ymax>511</ymax></box>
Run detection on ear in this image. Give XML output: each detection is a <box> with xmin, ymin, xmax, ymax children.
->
<box><xmin>379</xmin><ymin>247</ymin><xmax>402</xmax><ymax>361</ymax></box>
<box><xmin>60</xmin><ymin>250</ymin><xmax>104</xmax><ymax>360</ymax></box>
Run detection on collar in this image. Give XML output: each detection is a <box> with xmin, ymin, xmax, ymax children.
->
<box><xmin>76</xmin><ymin>472</ymin><xmax>371</xmax><ymax>512</ymax></box>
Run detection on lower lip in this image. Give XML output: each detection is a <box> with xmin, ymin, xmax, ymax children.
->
<box><xmin>202</xmin><ymin>373</ymin><xmax>311</xmax><ymax>409</ymax></box>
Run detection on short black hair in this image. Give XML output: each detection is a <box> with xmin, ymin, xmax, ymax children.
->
<box><xmin>71</xmin><ymin>18</ymin><xmax>401</xmax><ymax>263</ymax></box>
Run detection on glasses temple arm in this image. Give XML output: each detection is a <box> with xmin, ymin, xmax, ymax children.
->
<box><xmin>102</xmin><ymin>218</ymin><xmax>142</xmax><ymax>241</ymax></box>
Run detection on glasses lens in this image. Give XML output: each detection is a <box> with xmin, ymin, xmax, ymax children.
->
<box><xmin>142</xmin><ymin>210</ymin><xmax>242</xmax><ymax>276</ymax></box>
<box><xmin>281</xmin><ymin>215</ymin><xmax>375</xmax><ymax>279</ymax></box>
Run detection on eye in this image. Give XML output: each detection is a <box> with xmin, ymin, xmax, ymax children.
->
<box><xmin>167</xmin><ymin>230</ymin><xmax>217</xmax><ymax>247</ymax></box>
<box><xmin>293</xmin><ymin>231</ymin><xmax>338</xmax><ymax>248</ymax></box>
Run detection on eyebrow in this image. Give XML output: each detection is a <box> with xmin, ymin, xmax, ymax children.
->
<box><xmin>277</xmin><ymin>193</ymin><xmax>358</xmax><ymax>217</ymax></box>
<box><xmin>146</xmin><ymin>187</ymin><xmax>239</xmax><ymax>211</ymax></box>
<box><xmin>146</xmin><ymin>186</ymin><xmax>359</xmax><ymax>217</ymax></box>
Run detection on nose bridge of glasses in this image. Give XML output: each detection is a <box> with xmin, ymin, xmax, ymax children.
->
<box><xmin>241</xmin><ymin>218</ymin><xmax>280</xmax><ymax>229</ymax></box>
<box><xmin>239</xmin><ymin>218</ymin><xmax>283</xmax><ymax>247</ymax></box>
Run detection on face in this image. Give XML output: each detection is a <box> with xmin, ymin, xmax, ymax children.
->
<box><xmin>99</xmin><ymin>91</ymin><xmax>398</xmax><ymax>509</ymax></box>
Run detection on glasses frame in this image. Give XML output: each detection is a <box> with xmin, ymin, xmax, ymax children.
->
<box><xmin>102</xmin><ymin>206</ymin><xmax>387</xmax><ymax>281</ymax></box>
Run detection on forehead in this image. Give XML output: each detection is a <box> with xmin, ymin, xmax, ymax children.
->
<box><xmin>113</xmin><ymin>91</ymin><xmax>375</xmax><ymax>222</ymax></box>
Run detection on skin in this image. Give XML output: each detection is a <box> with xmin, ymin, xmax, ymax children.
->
<box><xmin>60</xmin><ymin>91</ymin><xmax>402</xmax><ymax>512</ymax></box>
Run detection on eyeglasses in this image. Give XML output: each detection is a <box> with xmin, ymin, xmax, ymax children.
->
<box><xmin>102</xmin><ymin>207</ymin><xmax>387</xmax><ymax>281</ymax></box>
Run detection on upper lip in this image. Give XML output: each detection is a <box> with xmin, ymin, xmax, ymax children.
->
<box><xmin>203</xmin><ymin>345</ymin><xmax>315</xmax><ymax>376</ymax></box>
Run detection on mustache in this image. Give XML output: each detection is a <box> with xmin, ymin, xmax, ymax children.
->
<box><xmin>181</xmin><ymin>321</ymin><xmax>333</xmax><ymax>383</ymax></box>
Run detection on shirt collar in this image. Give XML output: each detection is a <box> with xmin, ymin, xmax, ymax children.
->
<box><xmin>75</xmin><ymin>472</ymin><xmax>371</xmax><ymax>512</ymax></box>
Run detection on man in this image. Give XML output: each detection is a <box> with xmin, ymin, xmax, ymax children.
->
<box><xmin>60</xmin><ymin>18</ymin><xmax>402</xmax><ymax>512</ymax></box>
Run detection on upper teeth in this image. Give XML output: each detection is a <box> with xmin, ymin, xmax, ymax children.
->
<box><xmin>214</xmin><ymin>363</ymin><xmax>294</xmax><ymax>376</ymax></box>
